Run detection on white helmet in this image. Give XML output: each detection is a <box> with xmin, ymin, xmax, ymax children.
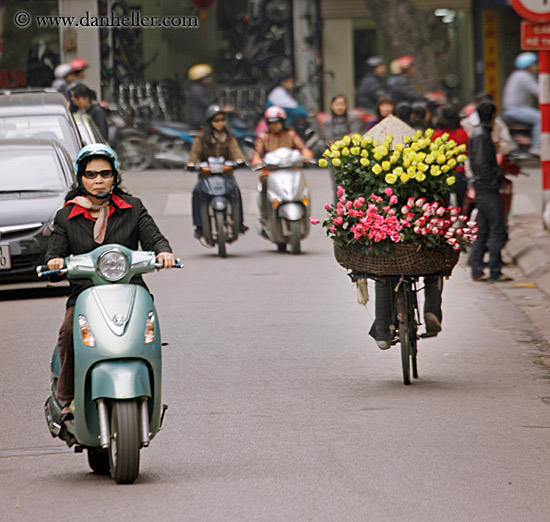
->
<box><xmin>54</xmin><ymin>64</ymin><xmax>72</xmax><ymax>80</ymax></box>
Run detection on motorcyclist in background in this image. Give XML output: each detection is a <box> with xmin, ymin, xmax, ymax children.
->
<box><xmin>388</xmin><ymin>56</ymin><xmax>426</xmax><ymax>105</ymax></box>
<box><xmin>188</xmin><ymin>63</ymin><xmax>214</xmax><ymax>130</ymax></box>
<box><xmin>356</xmin><ymin>56</ymin><xmax>387</xmax><ymax>114</ymax></box>
<box><xmin>502</xmin><ymin>52</ymin><xmax>540</xmax><ymax>156</ymax></box>
<box><xmin>265</xmin><ymin>75</ymin><xmax>310</xmax><ymax>127</ymax></box>
<box><xmin>187</xmin><ymin>104</ymin><xmax>248</xmax><ymax>238</ymax></box>
<box><xmin>252</xmin><ymin>106</ymin><xmax>313</xmax><ymax>222</ymax></box>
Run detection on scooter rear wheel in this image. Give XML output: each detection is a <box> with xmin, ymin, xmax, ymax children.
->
<box><xmin>109</xmin><ymin>399</ymin><xmax>140</xmax><ymax>484</ymax></box>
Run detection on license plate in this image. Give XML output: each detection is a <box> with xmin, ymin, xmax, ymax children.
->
<box><xmin>0</xmin><ymin>244</ymin><xmax>11</xmax><ymax>269</ymax></box>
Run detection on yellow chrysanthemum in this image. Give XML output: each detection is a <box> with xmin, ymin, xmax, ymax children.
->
<box><xmin>436</xmin><ymin>154</ymin><xmax>446</xmax><ymax>164</ymax></box>
<box><xmin>372</xmin><ymin>163</ymin><xmax>382</xmax><ymax>175</ymax></box>
<box><xmin>360</xmin><ymin>149</ymin><xmax>369</xmax><ymax>158</ymax></box>
<box><xmin>458</xmin><ymin>144</ymin><xmax>467</xmax><ymax>152</ymax></box>
<box><xmin>407</xmin><ymin>165</ymin><xmax>417</xmax><ymax>177</ymax></box>
<box><xmin>416</xmin><ymin>172</ymin><xmax>426</xmax><ymax>182</ymax></box>
<box><xmin>403</xmin><ymin>136</ymin><xmax>410</xmax><ymax>144</ymax></box>
<box><xmin>400</xmin><ymin>173</ymin><xmax>410</xmax><ymax>183</ymax></box>
<box><xmin>393</xmin><ymin>166</ymin><xmax>404</xmax><ymax>176</ymax></box>
<box><xmin>448</xmin><ymin>158</ymin><xmax>457</xmax><ymax>168</ymax></box>
<box><xmin>425</xmin><ymin>128</ymin><xmax>434</xmax><ymax>138</ymax></box>
<box><xmin>382</xmin><ymin>161</ymin><xmax>391</xmax><ymax>171</ymax></box>
<box><xmin>425</xmin><ymin>155</ymin><xmax>435</xmax><ymax>165</ymax></box>
<box><xmin>441</xmin><ymin>165</ymin><xmax>450</xmax><ymax>173</ymax></box>
<box><xmin>446</xmin><ymin>176</ymin><xmax>456</xmax><ymax>185</ymax></box>
<box><xmin>332</xmin><ymin>158</ymin><xmax>341</xmax><ymax>167</ymax></box>
<box><xmin>330</xmin><ymin>143</ymin><xmax>339</xmax><ymax>151</ymax></box>
<box><xmin>350</xmin><ymin>146</ymin><xmax>360</xmax><ymax>155</ymax></box>
<box><xmin>395</xmin><ymin>143</ymin><xmax>404</xmax><ymax>151</ymax></box>
<box><xmin>343</xmin><ymin>135</ymin><xmax>351</xmax><ymax>145</ymax></box>
<box><xmin>385</xmin><ymin>173</ymin><xmax>397</xmax><ymax>184</ymax></box>
<box><xmin>373</xmin><ymin>152</ymin><xmax>383</xmax><ymax>161</ymax></box>
<box><xmin>332</xmin><ymin>150</ymin><xmax>340</xmax><ymax>158</ymax></box>
<box><xmin>360</xmin><ymin>157</ymin><xmax>369</xmax><ymax>167</ymax></box>
<box><xmin>457</xmin><ymin>154</ymin><xmax>466</xmax><ymax>163</ymax></box>
<box><xmin>341</xmin><ymin>147</ymin><xmax>350</xmax><ymax>156</ymax></box>
<box><xmin>417</xmin><ymin>162</ymin><xmax>428</xmax><ymax>172</ymax></box>
<box><xmin>318</xmin><ymin>158</ymin><xmax>328</xmax><ymax>168</ymax></box>
<box><xmin>322</xmin><ymin>149</ymin><xmax>331</xmax><ymax>157</ymax></box>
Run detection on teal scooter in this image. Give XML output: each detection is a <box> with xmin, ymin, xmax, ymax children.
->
<box><xmin>39</xmin><ymin>244</ymin><xmax>182</xmax><ymax>484</ymax></box>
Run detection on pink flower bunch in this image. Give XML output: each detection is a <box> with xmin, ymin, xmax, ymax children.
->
<box><xmin>315</xmin><ymin>185</ymin><xmax>478</xmax><ymax>251</ymax></box>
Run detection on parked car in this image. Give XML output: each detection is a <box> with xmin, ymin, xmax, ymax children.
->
<box><xmin>0</xmin><ymin>139</ymin><xmax>77</xmax><ymax>284</ymax></box>
<box><xmin>0</xmin><ymin>91</ymin><xmax>84</xmax><ymax>160</ymax></box>
<box><xmin>73</xmin><ymin>112</ymin><xmax>108</xmax><ymax>146</ymax></box>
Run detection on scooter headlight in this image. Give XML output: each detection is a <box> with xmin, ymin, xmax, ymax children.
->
<box><xmin>78</xmin><ymin>315</ymin><xmax>95</xmax><ymax>347</ymax></box>
<box><xmin>144</xmin><ymin>311</ymin><xmax>156</xmax><ymax>344</ymax></box>
<box><xmin>97</xmin><ymin>250</ymin><xmax>130</xmax><ymax>282</ymax></box>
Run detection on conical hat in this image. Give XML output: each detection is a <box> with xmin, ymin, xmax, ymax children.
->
<box><xmin>363</xmin><ymin>115</ymin><xmax>415</xmax><ymax>147</ymax></box>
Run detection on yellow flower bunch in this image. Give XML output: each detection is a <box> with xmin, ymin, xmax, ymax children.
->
<box><xmin>318</xmin><ymin>129</ymin><xmax>466</xmax><ymax>201</ymax></box>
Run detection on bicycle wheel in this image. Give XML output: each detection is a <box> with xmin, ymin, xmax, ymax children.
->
<box><xmin>396</xmin><ymin>284</ymin><xmax>412</xmax><ymax>385</ymax></box>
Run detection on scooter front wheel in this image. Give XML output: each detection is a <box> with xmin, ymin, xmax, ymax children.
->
<box><xmin>109</xmin><ymin>399</ymin><xmax>140</xmax><ymax>484</ymax></box>
<box><xmin>289</xmin><ymin>220</ymin><xmax>301</xmax><ymax>255</ymax></box>
<box><xmin>215</xmin><ymin>211</ymin><xmax>227</xmax><ymax>258</ymax></box>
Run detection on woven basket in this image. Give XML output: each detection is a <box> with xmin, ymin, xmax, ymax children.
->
<box><xmin>333</xmin><ymin>242</ymin><xmax>460</xmax><ymax>276</ymax></box>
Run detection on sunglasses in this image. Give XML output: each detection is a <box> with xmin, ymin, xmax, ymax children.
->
<box><xmin>211</xmin><ymin>117</ymin><xmax>226</xmax><ymax>123</ymax></box>
<box><xmin>82</xmin><ymin>169</ymin><xmax>114</xmax><ymax>179</ymax></box>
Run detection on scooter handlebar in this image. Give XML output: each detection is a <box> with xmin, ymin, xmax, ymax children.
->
<box><xmin>154</xmin><ymin>258</ymin><xmax>184</xmax><ymax>269</ymax></box>
<box><xmin>36</xmin><ymin>266</ymin><xmax>68</xmax><ymax>278</ymax></box>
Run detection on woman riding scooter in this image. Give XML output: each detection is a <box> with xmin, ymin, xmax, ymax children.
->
<box><xmin>45</xmin><ymin>144</ymin><xmax>175</xmax><ymax>417</ymax></box>
<box><xmin>252</xmin><ymin>106</ymin><xmax>313</xmax><ymax>222</ymax></box>
<box><xmin>187</xmin><ymin>104</ymin><xmax>248</xmax><ymax>238</ymax></box>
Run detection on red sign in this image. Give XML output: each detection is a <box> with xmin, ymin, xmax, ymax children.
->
<box><xmin>512</xmin><ymin>0</ymin><xmax>550</xmax><ymax>23</ymax></box>
<box><xmin>521</xmin><ymin>21</ymin><xmax>550</xmax><ymax>49</ymax></box>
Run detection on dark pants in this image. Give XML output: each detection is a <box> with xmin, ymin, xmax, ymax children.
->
<box><xmin>192</xmin><ymin>175</ymin><xmax>244</xmax><ymax>231</ymax></box>
<box><xmin>56</xmin><ymin>306</ymin><xmax>75</xmax><ymax>404</ymax></box>
<box><xmin>470</xmin><ymin>191</ymin><xmax>508</xmax><ymax>280</ymax></box>
<box><xmin>369</xmin><ymin>277</ymin><xmax>443</xmax><ymax>341</ymax></box>
<box><xmin>454</xmin><ymin>171</ymin><xmax>467</xmax><ymax>212</ymax></box>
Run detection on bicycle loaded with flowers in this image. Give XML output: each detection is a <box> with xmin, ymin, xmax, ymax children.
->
<box><xmin>312</xmin><ymin>129</ymin><xmax>477</xmax><ymax>276</ymax></box>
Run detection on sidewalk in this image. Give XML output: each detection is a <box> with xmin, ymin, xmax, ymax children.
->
<box><xmin>504</xmin><ymin>163</ymin><xmax>550</xmax><ymax>298</ymax></box>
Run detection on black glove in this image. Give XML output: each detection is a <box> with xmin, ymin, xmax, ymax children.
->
<box><xmin>186</xmin><ymin>164</ymin><xmax>195</xmax><ymax>172</ymax></box>
<box><xmin>235</xmin><ymin>162</ymin><xmax>247</xmax><ymax>170</ymax></box>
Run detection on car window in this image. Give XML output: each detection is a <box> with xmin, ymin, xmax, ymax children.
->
<box><xmin>0</xmin><ymin>150</ymin><xmax>66</xmax><ymax>191</ymax></box>
<box><xmin>0</xmin><ymin>115</ymin><xmax>79</xmax><ymax>158</ymax></box>
<box><xmin>76</xmin><ymin>121</ymin><xmax>93</xmax><ymax>145</ymax></box>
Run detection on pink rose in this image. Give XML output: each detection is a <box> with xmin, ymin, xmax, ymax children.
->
<box><xmin>401</xmin><ymin>205</ymin><xmax>410</xmax><ymax>214</ymax></box>
<box><xmin>346</xmin><ymin>201</ymin><xmax>353</xmax><ymax>209</ymax></box>
<box><xmin>436</xmin><ymin>207</ymin><xmax>446</xmax><ymax>216</ymax></box>
<box><xmin>337</xmin><ymin>186</ymin><xmax>345</xmax><ymax>197</ymax></box>
<box><xmin>334</xmin><ymin>216</ymin><xmax>344</xmax><ymax>225</ymax></box>
<box><xmin>389</xmin><ymin>195</ymin><xmax>398</xmax><ymax>205</ymax></box>
<box><xmin>324</xmin><ymin>203</ymin><xmax>331</xmax><ymax>210</ymax></box>
<box><xmin>310</xmin><ymin>217</ymin><xmax>320</xmax><ymax>225</ymax></box>
<box><xmin>330</xmin><ymin>225</ymin><xmax>336</xmax><ymax>233</ymax></box>
<box><xmin>337</xmin><ymin>208</ymin><xmax>345</xmax><ymax>216</ymax></box>
<box><xmin>407</xmin><ymin>197</ymin><xmax>415</xmax><ymax>207</ymax></box>
<box><xmin>416</xmin><ymin>198</ymin><xmax>426</xmax><ymax>207</ymax></box>
<box><xmin>353</xmin><ymin>199</ymin><xmax>362</xmax><ymax>208</ymax></box>
<box><xmin>384</xmin><ymin>188</ymin><xmax>393</xmax><ymax>197</ymax></box>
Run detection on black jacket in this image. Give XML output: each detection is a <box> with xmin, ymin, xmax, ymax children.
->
<box><xmin>188</xmin><ymin>83</ymin><xmax>211</xmax><ymax>129</ymax></box>
<box><xmin>86</xmin><ymin>103</ymin><xmax>108</xmax><ymax>140</ymax></box>
<box><xmin>45</xmin><ymin>193</ymin><xmax>172</xmax><ymax>308</ymax></box>
<box><xmin>356</xmin><ymin>73</ymin><xmax>386</xmax><ymax>111</ymax></box>
<box><xmin>469</xmin><ymin>124</ymin><xmax>502</xmax><ymax>195</ymax></box>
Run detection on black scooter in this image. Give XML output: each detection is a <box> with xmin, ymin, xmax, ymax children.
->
<box><xmin>192</xmin><ymin>158</ymin><xmax>246</xmax><ymax>258</ymax></box>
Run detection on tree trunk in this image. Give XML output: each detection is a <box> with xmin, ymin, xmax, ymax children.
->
<box><xmin>362</xmin><ymin>0</ymin><xmax>440</xmax><ymax>92</ymax></box>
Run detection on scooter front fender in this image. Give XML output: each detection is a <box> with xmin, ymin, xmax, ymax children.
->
<box><xmin>91</xmin><ymin>360</ymin><xmax>151</xmax><ymax>400</ymax></box>
<box><xmin>278</xmin><ymin>203</ymin><xmax>304</xmax><ymax>221</ymax></box>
